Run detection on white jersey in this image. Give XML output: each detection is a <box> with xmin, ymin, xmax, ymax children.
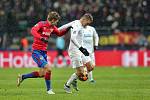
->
<box><xmin>59</xmin><ymin>21</ymin><xmax>98</xmax><ymax>68</ymax></box>
<box><xmin>82</xmin><ymin>26</ymin><xmax>99</xmax><ymax>53</ymax></box>
<box><xmin>59</xmin><ymin>20</ymin><xmax>84</xmax><ymax>53</ymax></box>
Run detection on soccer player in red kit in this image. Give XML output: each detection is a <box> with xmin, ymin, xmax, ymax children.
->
<box><xmin>17</xmin><ymin>11</ymin><xmax>72</xmax><ymax>94</ymax></box>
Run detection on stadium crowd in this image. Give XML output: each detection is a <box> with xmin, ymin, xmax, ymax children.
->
<box><xmin>0</xmin><ymin>0</ymin><xmax>149</xmax><ymax>50</ymax></box>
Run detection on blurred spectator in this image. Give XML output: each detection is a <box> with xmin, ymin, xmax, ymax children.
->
<box><xmin>0</xmin><ymin>0</ymin><xmax>149</xmax><ymax>50</ymax></box>
<box><xmin>135</xmin><ymin>34</ymin><xmax>148</xmax><ymax>50</ymax></box>
<box><xmin>0</xmin><ymin>0</ymin><xmax>149</xmax><ymax>29</ymax></box>
<box><xmin>0</xmin><ymin>36</ymin><xmax>2</xmax><ymax>48</ymax></box>
<box><xmin>20</xmin><ymin>36</ymin><xmax>29</xmax><ymax>51</ymax></box>
<box><xmin>54</xmin><ymin>37</ymin><xmax>66</xmax><ymax>67</ymax></box>
<box><xmin>56</xmin><ymin>37</ymin><xmax>65</xmax><ymax>57</ymax></box>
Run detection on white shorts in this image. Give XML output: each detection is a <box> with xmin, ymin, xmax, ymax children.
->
<box><xmin>69</xmin><ymin>51</ymin><xmax>95</xmax><ymax>68</ymax></box>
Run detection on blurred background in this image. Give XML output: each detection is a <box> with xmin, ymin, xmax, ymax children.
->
<box><xmin>0</xmin><ymin>0</ymin><xmax>150</xmax><ymax>50</ymax></box>
<box><xmin>0</xmin><ymin>0</ymin><xmax>150</xmax><ymax>67</ymax></box>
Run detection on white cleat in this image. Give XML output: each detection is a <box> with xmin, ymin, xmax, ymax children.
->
<box><xmin>17</xmin><ymin>74</ymin><xmax>23</xmax><ymax>87</ymax></box>
<box><xmin>47</xmin><ymin>89</ymin><xmax>55</xmax><ymax>94</ymax></box>
<box><xmin>64</xmin><ymin>84</ymin><xmax>72</xmax><ymax>94</ymax></box>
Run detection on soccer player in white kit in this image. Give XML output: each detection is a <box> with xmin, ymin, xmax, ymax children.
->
<box><xmin>82</xmin><ymin>25</ymin><xmax>99</xmax><ymax>82</ymax></box>
<box><xmin>59</xmin><ymin>13</ymin><xmax>94</xmax><ymax>93</ymax></box>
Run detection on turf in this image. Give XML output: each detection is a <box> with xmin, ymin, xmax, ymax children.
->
<box><xmin>0</xmin><ymin>67</ymin><xmax>150</xmax><ymax>100</ymax></box>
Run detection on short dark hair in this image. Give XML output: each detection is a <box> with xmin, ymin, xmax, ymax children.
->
<box><xmin>82</xmin><ymin>13</ymin><xmax>93</xmax><ymax>22</ymax></box>
<box><xmin>47</xmin><ymin>11</ymin><xmax>60</xmax><ymax>21</ymax></box>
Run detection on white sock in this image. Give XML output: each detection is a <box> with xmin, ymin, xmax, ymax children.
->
<box><xmin>66</xmin><ymin>73</ymin><xmax>78</xmax><ymax>86</ymax></box>
<box><xmin>88</xmin><ymin>71</ymin><xmax>93</xmax><ymax>80</ymax></box>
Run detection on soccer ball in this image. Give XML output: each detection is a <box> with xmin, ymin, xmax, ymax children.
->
<box><xmin>78</xmin><ymin>67</ymin><xmax>88</xmax><ymax>81</ymax></box>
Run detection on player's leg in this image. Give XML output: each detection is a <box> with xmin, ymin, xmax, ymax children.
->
<box><xmin>64</xmin><ymin>54</ymin><xmax>90</xmax><ymax>93</ymax></box>
<box><xmin>21</xmin><ymin>69</ymin><xmax>44</xmax><ymax>79</ymax></box>
<box><xmin>42</xmin><ymin>64</ymin><xmax>55</xmax><ymax>94</ymax></box>
<box><xmin>71</xmin><ymin>66</ymin><xmax>88</xmax><ymax>90</ymax></box>
<box><xmin>82</xmin><ymin>55</ymin><xmax>95</xmax><ymax>82</ymax></box>
<box><xmin>88</xmin><ymin>71</ymin><xmax>94</xmax><ymax>82</ymax></box>
<box><xmin>88</xmin><ymin>53</ymin><xmax>96</xmax><ymax>82</ymax></box>
<box><xmin>71</xmin><ymin>78</ymin><xmax>79</xmax><ymax>91</ymax></box>
<box><xmin>40</xmin><ymin>50</ymin><xmax>55</xmax><ymax>94</ymax></box>
<box><xmin>64</xmin><ymin>54</ymin><xmax>83</xmax><ymax>93</ymax></box>
<box><xmin>84</xmin><ymin>61</ymin><xmax>94</xmax><ymax>72</ymax></box>
<box><xmin>17</xmin><ymin>50</ymin><xmax>55</xmax><ymax>94</ymax></box>
<box><xmin>17</xmin><ymin>50</ymin><xmax>46</xmax><ymax>87</ymax></box>
<box><xmin>64</xmin><ymin>66</ymin><xmax>85</xmax><ymax>93</ymax></box>
<box><xmin>69</xmin><ymin>57</ymin><xmax>91</xmax><ymax>90</ymax></box>
<box><xmin>17</xmin><ymin>70</ymin><xmax>44</xmax><ymax>87</ymax></box>
<box><xmin>64</xmin><ymin>72</ymin><xmax>79</xmax><ymax>93</ymax></box>
<box><xmin>82</xmin><ymin>55</ymin><xmax>94</xmax><ymax>72</ymax></box>
<box><xmin>84</xmin><ymin>62</ymin><xmax>95</xmax><ymax>83</ymax></box>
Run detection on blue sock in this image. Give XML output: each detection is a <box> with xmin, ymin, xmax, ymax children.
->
<box><xmin>45</xmin><ymin>80</ymin><xmax>51</xmax><ymax>91</ymax></box>
<box><xmin>22</xmin><ymin>71</ymin><xmax>40</xmax><ymax>80</ymax></box>
<box><xmin>22</xmin><ymin>73</ymin><xmax>35</xmax><ymax>80</ymax></box>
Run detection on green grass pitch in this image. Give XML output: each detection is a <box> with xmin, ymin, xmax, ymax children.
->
<box><xmin>0</xmin><ymin>67</ymin><xmax>150</xmax><ymax>100</ymax></box>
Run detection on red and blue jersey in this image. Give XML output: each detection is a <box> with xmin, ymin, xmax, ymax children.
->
<box><xmin>31</xmin><ymin>20</ymin><xmax>67</xmax><ymax>51</ymax></box>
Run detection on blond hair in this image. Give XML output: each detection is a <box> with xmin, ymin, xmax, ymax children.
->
<box><xmin>47</xmin><ymin>11</ymin><xmax>60</xmax><ymax>21</ymax></box>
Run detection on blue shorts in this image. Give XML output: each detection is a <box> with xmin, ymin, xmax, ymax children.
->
<box><xmin>32</xmin><ymin>50</ymin><xmax>48</xmax><ymax>68</ymax></box>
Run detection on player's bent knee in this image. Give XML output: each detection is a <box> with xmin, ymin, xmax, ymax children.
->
<box><xmin>44</xmin><ymin>64</ymin><xmax>52</xmax><ymax>71</ymax></box>
<box><xmin>39</xmin><ymin>69</ymin><xmax>45</xmax><ymax>77</ymax></box>
<box><xmin>39</xmin><ymin>71</ymin><xmax>44</xmax><ymax>77</ymax></box>
<box><xmin>39</xmin><ymin>74</ymin><xmax>44</xmax><ymax>77</ymax></box>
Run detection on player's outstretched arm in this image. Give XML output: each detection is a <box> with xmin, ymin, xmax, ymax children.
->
<box><xmin>58</xmin><ymin>21</ymin><xmax>74</xmax><ymax>30</ymax></box>
<box><xmin>53</xmin><ymin>26</ymin><xmax>72</xmax><ymax>36</ymax></box>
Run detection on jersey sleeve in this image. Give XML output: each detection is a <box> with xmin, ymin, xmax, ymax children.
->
<box><xmin>70</xmin><ymin>27</ymin><xmax>81</xmax><ymax>48</ymax></box>
<box><xmin>58</xmin><ymin>21</ymin><xmax>74</xmax><ymax>30</ymax></box>
<box><xmin>93</xmin><ymin>28</ymin><xmax>99</xmax><ymax>46</ymax></box>
<box><xmin>31</xmin><ymin>22</ymin><xmax>43</xmax><ymax>39</ymax></box>
<box><xmin>53</xmin><ymin>26</ymin><xmax>67</xmax><ymax>36</ymax></box>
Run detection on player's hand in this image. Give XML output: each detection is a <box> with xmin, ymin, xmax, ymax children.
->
<box><xmin>40</xmin><ymin>38</ymin><xmax>48</xmax><ymax>43</ymax></box>
<box><xmin>94</xmin><ymin>46</ymin><xmax>98</xmax><ymax>51</ymax></box>
<box><xmin>66</xmin><ymin>26</ymin><xmax>73</xmax><ymax>32</ymax></box>
<box><xmin>79</xmin><ymin>47</ymin><xmax>89</xmax><ymax>56</ymax></box>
